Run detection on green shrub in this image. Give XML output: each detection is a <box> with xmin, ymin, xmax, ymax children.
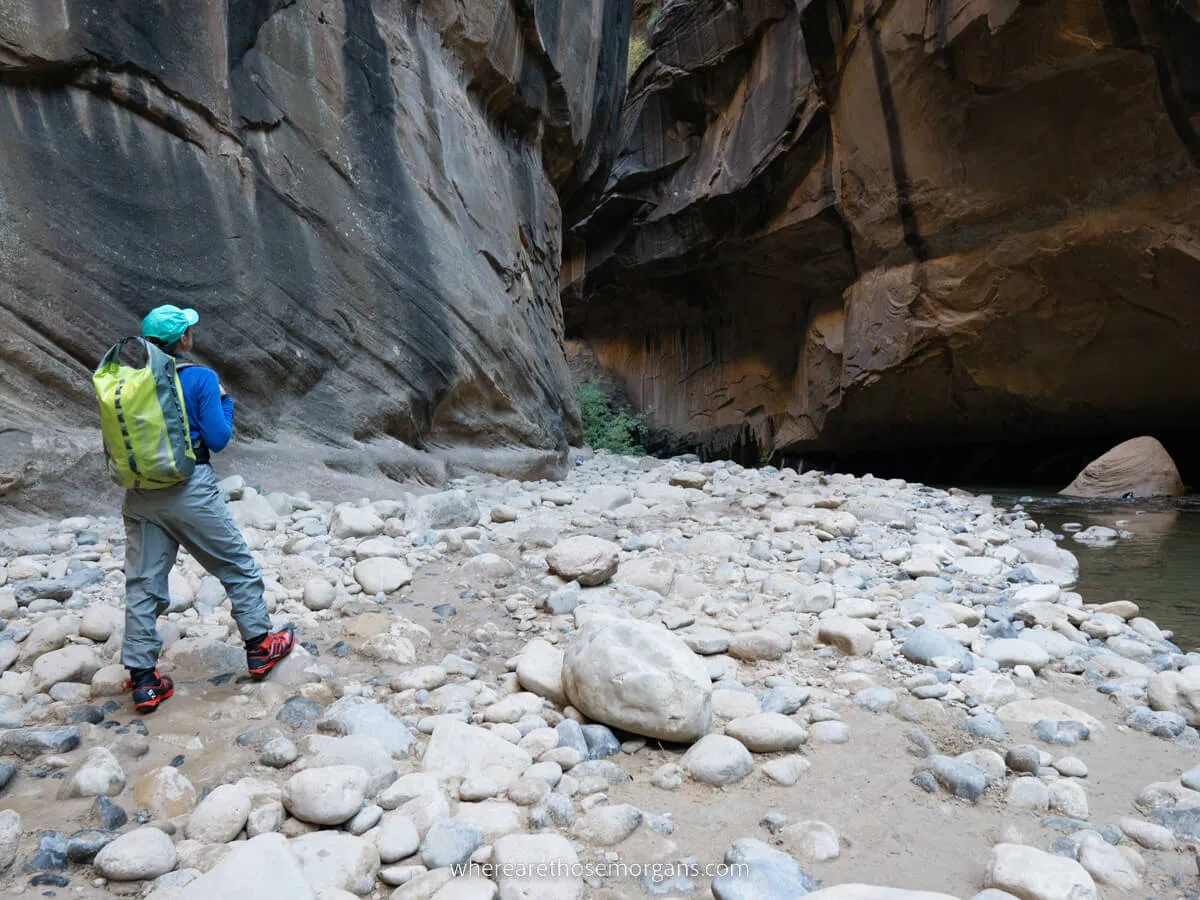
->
<box><xmin>575</xmin><ymin>383</ymin><xmax>648</xmax><ymax>455</ymax></box>
<box><xmin>647</xmin><ymin>4</ymin><xmax>663</xmax><ymax>30</ymax></box>
<box><xmin>627</xmin><ymin>35</ymin><xmax>649</xmax><ymax>80</ymax></box>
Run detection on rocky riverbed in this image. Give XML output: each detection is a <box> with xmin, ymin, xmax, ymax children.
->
<box><xmin>0</xmin><ymin>453</ymin><xmax>1199</xmax><ymax>899</ymax></box>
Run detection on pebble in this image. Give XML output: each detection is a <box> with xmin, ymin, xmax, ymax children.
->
<box><xmin>0</xmin><ymin>726</ymin><xmax>80</xmax><ymax>760</ymax></box>
<box><xmin>855</xmin><ymin>687</ymin><xmax>897</xmax><ymax>713</ymax></box>
<box><xmin>58</xmin><ymin>747</ymin><xmax>125</xmax><ymax>799</ymax></box>
<box><xmin>506</xmin><ymin>776</ymin><xmax>549</xmax><ymax>806</ymax></box>
<box><xmin>65</xmin><ymin>830</ymin><xmax>116</xmax><ymax>864</ymax></box>
<box><xmin>1117</xmin><ymin>817</ymin><xmax>1176</xmax><ymax>851</ymax></box>
<box><xmin>0</xmin><ymin>811</ymin><xmax>19</xmax><ymax>871</ymax></box>
<box><xmin>277</xmin><ymin>696</ymin><xmax>322</xmax><ymax>731</ymax></box>
<box><xmin>1052</xmin><ymin>756</ymin><xmax>1088</xmax><ymax>778</ymax></box>
<box><xmin>724</xmin><ymin>713</ymin><xmax>808</xmax><ymax>752</ymax></box>
<box><xmin>650</xmin><ymin>764</ymin><xmax>684</xmax><ymax>790</ymax></box>
<box><xmin>133</xmin><ymin>767</ymin><xmax>198</xmax><ymax>819</ymax></box>
<box><xmin>1004</xmin><ymin>745</ymin><xmax>1041</xmax><ymax>775</ymax></box>
<box><xmin>1077</xmin><ymin>831</ymin><xmax>1142</xmax><ymax>890</ymax></box>
<box><xmin>985</xmin><ymin>843</ymin><xmax>1097</xmax><ymax>900</ymax></box>
<box><xmin>1007</xmin><ymin>777</ymin><xmax>1049</xmax><ymax>811</ymax></box>
<box><xmin>377</xmin><ymin>814</ymin><xmax>421</xmax><ymax>863</ymax></box>
<box><xmin>353</xmin><ymin>557</ymin><xmax>412</xmax><ymax>594</ymax></box>
<box><xmin>965</xmin><ymin>714</ymin><xmax>1006</xmax><ymax>741</ymax></box>
<box><xmin>901</xmin><ymin>627</ymin><xmax>975</xmax><ymax>671</ymax></box>
<box><xmin>780</xmin><ymin>820</ymin><xmax>839</xmax><ymax>861</ymax></box>
<box><xmin>321</xmin><ymin>696</ymin><xmax>416</xmax><ymax>758</ymax></box>
<box><xmin>545</xmin><ymin>536</ymin><xmax>619</xmax><ymax>585</ymax></box>
<box><xmin>712</xmin><ymin>838</ymin><xmax>816</xmax><ymax>899</ymax></box>
<box><xmin>95</xmin><ymin>797</ymin><xmax>128</xmax><ymax>831</ymax></box>
<box><xmin>185</xmin><ymin>784</ymin><xmax>251</xmax><ymax>843</ymax></box>
<box><xmin>492</xmin><ymin>834</ymin><xmax>583</xmax><ymax>898</ymax></box>
<box><xmin>817</xmin><ymin>618</ymin><xmax>877</xmax><ymax>656</ymax></box>
<box><xmin>27</xmin><ymin>830</ymin><xmax>68</xmax><ymax>871</ymax></box>
<box><xmin>728</xmin><ymin>630</ymin><xmax>792</xmax><ymax>662</ymax></box>
<box><xmin>919</xmin><ymin>756</ymin><xmax>988</xmax><ymax>801</ymax></box>
<box><xmin>809</xmin><ymin>721</ymin><xmax>851</xmax><ymax>744</ymax></box>
<box><xmin>303</xmin><ymin>578</ymin><xmax>336</xmax><ymax>611</ymax></box>
<box><xmin>260</xmin><ymin>736</ymin><xmax>299</xmax><ymax>768</ymax></box>
<box><xmin>420</xmin><ymin>820</ymin><xmax>481</xmax><ymax>869</ymax></box>
<box><xmin>1048</xmin><ymin>780</ymin><xmax>1090</xmax><ymax>819</ymax></box>
<box><xmin>422</xmin><ymin>721</ymin><xmax>532</xmax><ymax>789</ymax></box>
<box><xmin>282</xmin><ymin>765</ymin><xmax>370</xmax><ymax>825</ymax></box>
<box><xmin>681</xmin><ymin>735</ymin><xmax>754</xmax><ymax>785</ymax></box>
<box><xmin>762</xmin><ymin>755</ymin><xmax>812</xmax><ymax>786</ymax></box>
<box><xmin>572</xmin><ymin>803</ymin><xmax>642</xmax><ymax>846</ymax></box>
<box><xmin>290</xmin><ymin>830</ymin><xmax>381</xmax><ymax>895</ymax></box>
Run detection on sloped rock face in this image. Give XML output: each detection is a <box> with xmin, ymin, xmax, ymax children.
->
<box><xmin>567</xmin><ymin>0</ymin><xmax>1200</xmax><ymax>468</ymax></box>
<box><xmin>0</xmin><ymin>0</ymin><xmax>632</xmax><ymax>507</ymax></box>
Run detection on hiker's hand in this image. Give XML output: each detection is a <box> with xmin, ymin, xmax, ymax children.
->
<box><xmin>219</xmin><ymin>383</ymin><xmax>228</xmax><ymax>399</ymax></box>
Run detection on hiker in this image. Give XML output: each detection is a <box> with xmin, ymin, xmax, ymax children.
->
<box><xmin>119</xmin><ymin>305</ymin><xmax>295</xmax><ymax>712</ymax></box>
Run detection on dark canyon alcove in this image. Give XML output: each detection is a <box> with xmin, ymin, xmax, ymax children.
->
<box><xmin>564</xmin><ymin>0</ymin><xmax>1200</xmax><ymax>487</ymax></box>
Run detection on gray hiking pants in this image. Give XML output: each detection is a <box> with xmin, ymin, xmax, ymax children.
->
<box><xmin>122</xmin><ymin>463</ymin><xmax>271</xmax><ymax>671</ymax></box>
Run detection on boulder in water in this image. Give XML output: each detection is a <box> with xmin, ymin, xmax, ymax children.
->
<box><xmin>1061</xmin><ymin>437</ymin><xmax>1184</xmax><ymax>499</ymax></box>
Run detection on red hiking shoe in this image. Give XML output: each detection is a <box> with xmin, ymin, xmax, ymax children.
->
<box><xmin>132</xmin><ymin>670</ymin><xmax>174</xmax><ymax>714</ymax></box>
<box><xmin>246</xmin><ymin>625</ymin><xmax>296</xmax><ymax>680</ymax></box>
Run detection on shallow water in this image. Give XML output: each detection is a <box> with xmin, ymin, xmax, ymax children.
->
<box><xmin>985</xmin><ymin>489</ymin><xmax>1200</xmax><ymax>652</ymax></box>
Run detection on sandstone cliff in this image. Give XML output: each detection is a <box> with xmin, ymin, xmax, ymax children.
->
<box><xmin>0</xmin><ymin>0</ymin><xmax>631</xmax><ymax>509</ymax></box>
<box><xmin>567</xmin><ymin>0</ymin><xmax>1200</xmax><ymax>474</ymax></box>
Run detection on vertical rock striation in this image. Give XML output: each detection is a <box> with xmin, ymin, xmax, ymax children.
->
<box><xmin>0</xmin><ymin>0</ymin><xmax>632</xmax><ymax>508</ymax></box>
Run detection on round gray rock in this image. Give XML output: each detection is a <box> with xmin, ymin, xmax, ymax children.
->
<box><xmin>94</xmin><ymin>827</ymin><xmax>178</xmax><ymax>881</ymax></box>
<box><xmin>682</xmin><ymin>735</ymin><xmax>754</xmax><ymax>786</ymax></box>
<box><xmin>546</xmin><ymin>536</ymin><xmax>620</xmax><ymax>586</ymax></box>
<box><xmin>282</xmin><ymin>765</ymin><xmax>370</xmax><ymax>825</ymax></box>
<box><xmin>420</xmin><ymin>820</ymin><xmax>481</xmax><ymax>869</ymax></box>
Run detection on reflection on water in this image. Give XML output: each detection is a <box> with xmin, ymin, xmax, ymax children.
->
<box><xmin>989</xmin><ymin>491</ymin><xmax>1200</xmax><ymax>652</ymax></box>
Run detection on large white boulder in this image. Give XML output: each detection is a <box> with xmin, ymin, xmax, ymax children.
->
<box><xmin>562</xmin><ymin>618</ymin><xmax>712</xmax><ymax>742</ymax></box>
<box><xmin>1061</xmin><ymin>436</ymin><xmax>1184</xmax><ymax>499</ymax></box>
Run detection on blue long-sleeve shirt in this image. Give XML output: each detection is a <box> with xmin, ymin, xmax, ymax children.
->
<box><xmin>175</xmin><ymin>358</ymin><xmax>234</xmax><ymax>460</ymax></box>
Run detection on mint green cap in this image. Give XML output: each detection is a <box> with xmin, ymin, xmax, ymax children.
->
<box><xmin>141</xmin><ymin>305</ymin><xmax>199</xmax><ymax>344</ymax></box>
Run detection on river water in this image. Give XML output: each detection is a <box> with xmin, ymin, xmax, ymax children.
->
<box><xmin>983</xmin><ymin>490</ymin><xmax>1200</xmax><ymax>652</ymax></box>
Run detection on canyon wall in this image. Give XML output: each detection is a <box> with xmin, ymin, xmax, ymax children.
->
<box><xmin>566</xmin><ymin>0</ymin><xmax>1200</xmax><ymax>474</ymax></box>
<box><xmin>0</xmin><ymin>0</ymin><xmax>631</xmax><ymax>509</ymax></box>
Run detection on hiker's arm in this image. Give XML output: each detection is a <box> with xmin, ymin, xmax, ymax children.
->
<box><xmin>194</xmin><ymin>369</ymin><xmax>235</xmax><ymax>453</ymax></box>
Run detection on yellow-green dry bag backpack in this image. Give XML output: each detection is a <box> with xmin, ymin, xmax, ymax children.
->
<box><xmin>93</xmin><ymin>337</ymin><xmax>196</xmax><ymax>489</ymax></box>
